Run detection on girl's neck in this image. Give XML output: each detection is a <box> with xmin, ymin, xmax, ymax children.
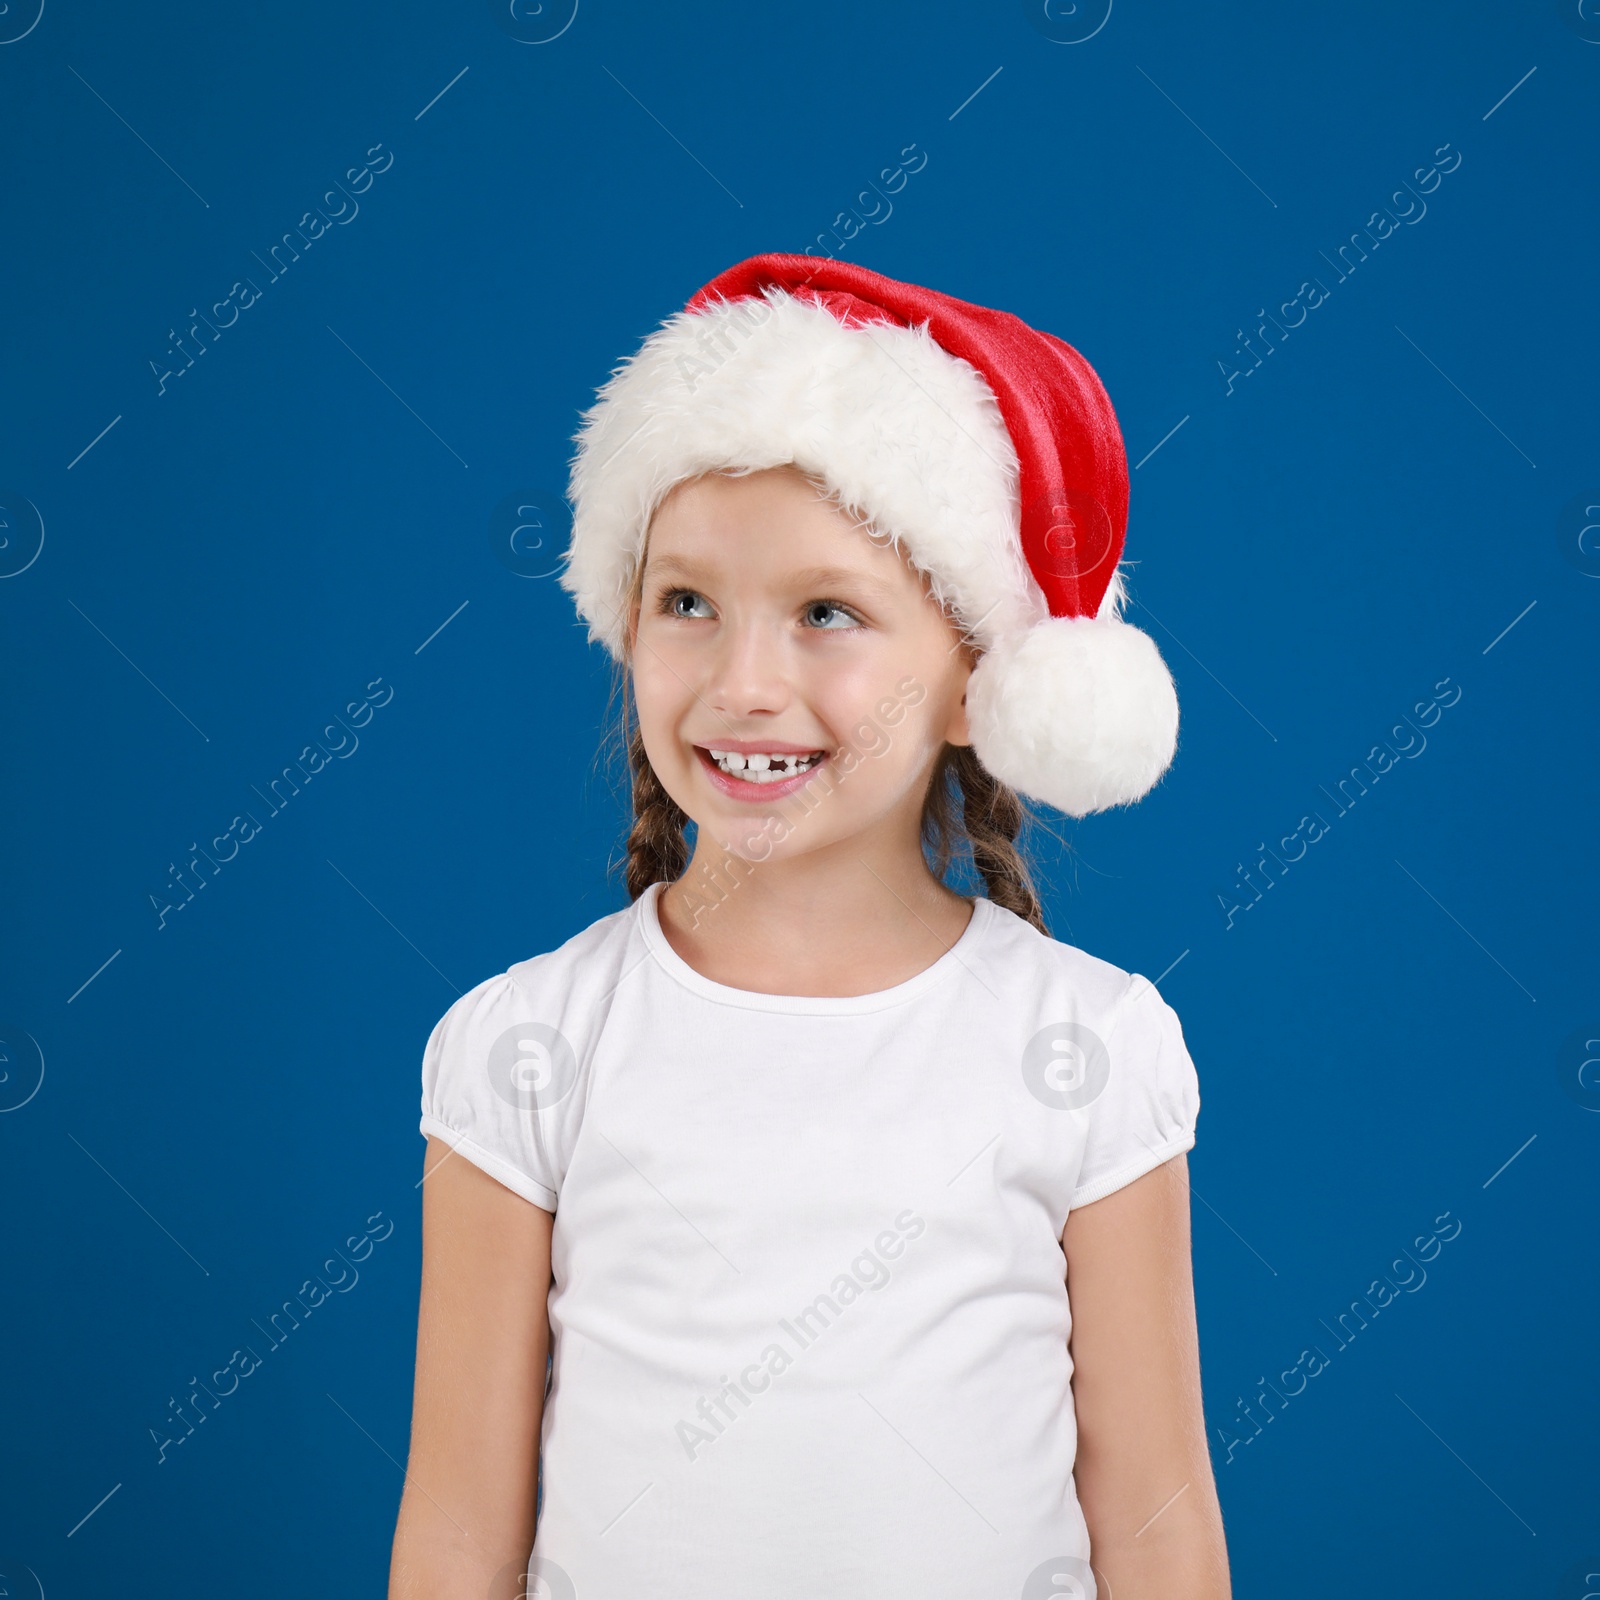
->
<box><xmin>655</xmin><ymin>845</ymin><xmax>975</xmax><ymax>999</ymax></box>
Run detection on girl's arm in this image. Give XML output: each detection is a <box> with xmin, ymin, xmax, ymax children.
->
<box><xmin>1062</xmin><ymin>1153</ymin><xmax>1232</xmax><ymax>1598</ymax></box>
<box><xmin>389</xmin><ymin>1136</ymin><xmax>554</xmax><ymax>1600</ymax></box>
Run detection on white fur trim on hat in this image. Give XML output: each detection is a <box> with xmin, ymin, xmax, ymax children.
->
<box><xmin>561</xmin><ymin>286</ymin><xmax>1180</xmax><ymax>816</ymax></box>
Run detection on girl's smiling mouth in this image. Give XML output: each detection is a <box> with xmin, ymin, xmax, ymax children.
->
<box><xmin>693</xmin><ymin>742</ymin><xmax>830</xmax><ymax>801</ymax></box>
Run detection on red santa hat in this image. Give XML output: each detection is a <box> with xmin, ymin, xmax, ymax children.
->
<box><xmin>559</xmin><ymin>252</ymin><xmax>1179</xmax><ymax>818</ymax></box>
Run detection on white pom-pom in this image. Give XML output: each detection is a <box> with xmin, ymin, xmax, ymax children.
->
<box><xmin>965</xmin><ymin>616</ymin><xmax>1180</xmax><ymax>818</ymax></box>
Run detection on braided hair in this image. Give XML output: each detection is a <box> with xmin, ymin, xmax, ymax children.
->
<box><xmin>620</xmin><ymin>719</ymin><xmax>690</xmax><ymax>903</ymax></box>
<box><xmin>919</xmin><ymin>743</ymin><xmax>1048</xmax><ymax>934</ymax></box>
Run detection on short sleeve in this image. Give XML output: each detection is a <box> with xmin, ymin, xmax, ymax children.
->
<box><xmin>419</xmin><ymin>973</ymin><xmax>569</xmax><ymax>1212</ymax></box>
<box><xmin>1069</xmin><ymin>974</ymin><xmax>1201</xmax><ymax>1209</ymax></box>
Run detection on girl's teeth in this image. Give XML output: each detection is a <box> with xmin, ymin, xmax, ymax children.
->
<box><xmin>706</xmin><ymin>749</ymin><xmax>823</xmax><ymax>782</ymax></box>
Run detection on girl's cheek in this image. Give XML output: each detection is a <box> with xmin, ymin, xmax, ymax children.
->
<box><xmin>849</xmin><ymin>717</ymin><xmax>892</xmax><ymax>763</ymax></box>
<box><xmin>632</xmin><ymin>630</ymin><xmax>691</xmax><ymax>697</ymax></box>
<box><xmin>630</xmin><ymin>676</ymin><xmax>683</xmax><ymax>753</ymax></box>
<box><xmin>836</xmin><ymin>671</ymin><xmax>931</xmax><ymax>765</ymax></box>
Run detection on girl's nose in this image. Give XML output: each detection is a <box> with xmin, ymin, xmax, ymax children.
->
<box><xmin>704</xmin><ymin>617</ymin><xmax>792</xmax><ymax>719</ymax></box>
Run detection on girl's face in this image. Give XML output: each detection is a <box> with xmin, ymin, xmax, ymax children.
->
<box><xmin>627</xmin><ymin>465</ymin><xmax>976</xmax><ymax>864</ymax></box>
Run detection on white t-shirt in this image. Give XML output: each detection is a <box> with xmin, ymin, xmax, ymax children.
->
<box><xmin>419</xmin><ymin>880</ymin><xmax>1200</xmax><ymax>1598</ymax></box>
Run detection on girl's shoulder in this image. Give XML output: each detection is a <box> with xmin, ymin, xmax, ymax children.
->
<box><xmin>979</xmin><ymin>896</ymin><xmax>1168</xmax><ymax>1032</ymax></box>
<box><xmin>417</xmin><ymin>899</ymin><xmax>639</xmax><ymax>1210</ymax></box>
<box><xmin>980</xmin><ymin>903</ymin><xmax>1202</xmax><ymax>1208</ymax></box>
<box><xmin>428</xmin><ymin>896</ymin><xmax>640</xmax><ymax>1043</ymax></box>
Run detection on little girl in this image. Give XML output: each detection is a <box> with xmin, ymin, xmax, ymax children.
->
<box><xmin>390</xmin><ymin>256</ymin><xmax>1231</xmax><ymax>1599</ymax></box>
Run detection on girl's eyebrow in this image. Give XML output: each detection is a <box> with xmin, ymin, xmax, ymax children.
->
<box><xmin>645</xmin><ymin>554</ymin><xmax>896</xmax><ymax>600</ymax></box>
<box><xmin>783</xmin><ymin>564</ymin><xmax>898</xmax><ymax>600</ymax></box>
<box><xmin>642</xmin><ymin>553</ymin><xmax>713</xmax><ymax>585</ymax></box>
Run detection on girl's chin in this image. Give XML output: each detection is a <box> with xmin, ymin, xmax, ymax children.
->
<box><xmin>691</xmin><ymin>813</ymin><xmax>811</xmax><ymax>865</ymax></box>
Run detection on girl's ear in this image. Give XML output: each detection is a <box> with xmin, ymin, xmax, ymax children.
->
<box><xmin>944</xmin><ymin>676</ymin><xmax>976</xmax><ymax>748</ymax></box>
<box><xmin>940</xmin><ymin>632</ymin><xmax>979</xmax><ymax>748</ymax></box>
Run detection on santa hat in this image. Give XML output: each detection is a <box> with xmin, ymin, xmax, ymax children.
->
<box><xmin>559</xmin><ymin>253</ymin><xmax>1179</xmax><ymax>818</ymax></box>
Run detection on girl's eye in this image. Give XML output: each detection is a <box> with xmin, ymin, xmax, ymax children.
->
<box><xmin>658</xmin><ymin>588</ymin><xmax>714</xmax><ymax>620</ymax></box>
<box><xmin>804</xmin><ymin>600</ymin><xmax>864</xmax><ymax>632</ymax></box>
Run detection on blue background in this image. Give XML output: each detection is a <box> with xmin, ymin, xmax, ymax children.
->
<box><xmin>3</xmin><ymin>1</ymin><xmax>1597</xmax><ymax>1594</ymax></box>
